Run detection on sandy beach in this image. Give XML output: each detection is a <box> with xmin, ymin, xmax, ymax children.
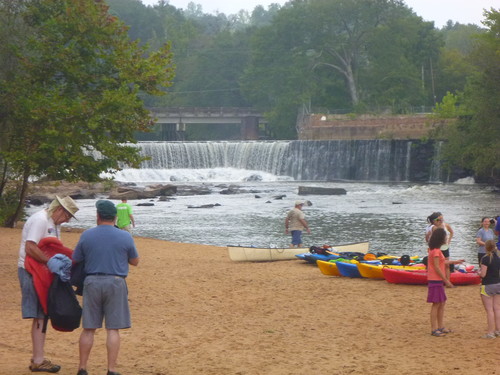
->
<box><xmin>0</xmin><ymin>226</ymin><xmax>498</xmax><ymax>375</ymax></box>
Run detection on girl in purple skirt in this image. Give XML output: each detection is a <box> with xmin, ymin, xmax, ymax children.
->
<box><xmin>427</xmin><ymin>228</ymin><xmax>464</xmax><ymax>337</ymax></box>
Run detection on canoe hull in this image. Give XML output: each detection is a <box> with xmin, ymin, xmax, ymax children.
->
<box><xmin>297</xmin><ymin>241</ymin><xmax>370</xmax><ymax>263</ymax></box>
<box><xmin>228</xmin><ymin>246</ymin><xmax>307</xmax><ymax>262</ymax></box>
<box><xmin>330</xmin><ymin>241</ymin><xmax>370</xmax><ymax>254</ymax></box>
<box><xmin>229</xmin><ymin>241</ymin><xmax>369</xmax><ymax>262</ymax></box>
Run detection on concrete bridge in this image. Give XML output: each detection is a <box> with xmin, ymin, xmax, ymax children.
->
<box><xmin>148</xmin><ymin>107</ymin><xmax>264</xmax><ymax>141</ymax></box>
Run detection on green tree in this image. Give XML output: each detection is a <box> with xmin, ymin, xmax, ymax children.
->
<box><xmin>241</xmin><ymin>0</ymin><xmax>445</xmax><ymax>137</ymax></box>
<box><xmin>363</xmin><ymin>12</ymin><xmax>443</xmax><ymax>109</ymax></box>
<box><xmin>241</xmin><ymin>2</ymin><xmax>317</xmax><ymax>139</ymax></box>
<box><xmin>304</xmin><ymin>0</ymin><xmax>405</xmax><ymax>106</ymax></box>
<box><xmin>106</xmin><ymin>0</ymin><xmax>165</xmax><ymax>45</ymax></box>
<box><xmin>440</xmin><ymin>21</ymin><xmax>484</xmax><ymax>55</ymax></box>
<box><xmin>173</xmin><ymin>28</ymin><xmax>251</xmax><ymax>107</ymax></box>
<box><xmin>435</xmin><ymin>9</ymin><xmax>500</xmax><ymax>181</ymax></box>
<box><xmin>249</xmin><ymin>4</ymin><xmax>280</xmax><ymax>28</ymax></box>
<box><xmin>432</xmin><ymin>22</ymin><xmax>483</xmax><ymax>102</ymax></box>
<box><xmin>0</xmin><ymin>0</ymin><xmax>174</xmax><ymax>226</ymax></box>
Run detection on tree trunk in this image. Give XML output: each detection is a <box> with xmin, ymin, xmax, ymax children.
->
<box><xmin>0</xmin><ymin>161</ymin><xmax>8</xmax><ymax>197</ymax></box>
<box><xmin>4</xmin><ymin>168</ymin><xmax>30</xmax><ymax>228</ymax></box>
<box><xmin>345</xmin><ymin>64</ymin><xmax>358</xmax><ymax>106</ymax></box>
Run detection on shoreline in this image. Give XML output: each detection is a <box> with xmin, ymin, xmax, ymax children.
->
<box><xmin>0</xmin><ymin>227</ymin><xmax>497</xmax><ymax>375</ymax></box>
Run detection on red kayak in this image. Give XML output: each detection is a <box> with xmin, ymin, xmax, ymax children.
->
<box><xmin>382</xmin><ymin>268</ymin><xmax>481</xmax><ymax>285</ymax></box>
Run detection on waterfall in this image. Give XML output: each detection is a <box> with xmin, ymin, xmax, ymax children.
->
<box><xmin>138</xmin><ymin>141</ymin><xmax>289</xmax><ymax>174</ymax></box>
<box><xmin>429</xmin><ymin>141</ymin><xmax>444</xmax><ymax>182</ymax></box>
<box><xmin>127</xmin><ymin>140</ymin><xmax>438</xmax><ymax>182</ymax></box>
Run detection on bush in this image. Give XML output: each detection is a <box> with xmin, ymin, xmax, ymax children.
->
<box><xmin>0</xmin><ymin>189</ymin><xmax>23</xmax><ymax>227</ymax></box>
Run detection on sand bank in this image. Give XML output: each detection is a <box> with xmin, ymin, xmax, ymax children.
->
<box><xmin>0</xmin><ymin>227</ymin><xmax>496</xmax><ymax>375</ymax></box>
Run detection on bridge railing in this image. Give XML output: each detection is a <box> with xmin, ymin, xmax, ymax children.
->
<box><xmin>148</xmin><ymin>107</ymin><xmax>262</xmax><ymax>117</ymax></box>
<box><xmin>309</xmin><ymin>105</ymin><xmax>434</xmax><ymax>115</ymax></box>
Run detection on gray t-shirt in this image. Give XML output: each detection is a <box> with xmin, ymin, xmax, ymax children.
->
<box><xmin>476</xmin><ymin>228</ymin><xmax>495</xmax><ymax>254</ymax></box>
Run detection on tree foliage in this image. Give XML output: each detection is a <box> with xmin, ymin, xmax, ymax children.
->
<box><xmin>0</xmin><ymin>0</ymin><xmax>496</xmax><ymax>216</ymax></box>
<box><xmin>434</xmin><ymin>9</ymin><xmax>500</xmax><ymax>181</ymax></box>
<box><xmin>431</xmin><ymin>22</ymin><xmax>484</xmax><ymax>102</ymax></box>
<box><xmin>240</xmin><ymin>0</ymin><xmax>444</xmax><ymax>136</ymax></box>
<box><xmin>0</xmin><ymin>0</ymin><xmax>174</xmax><ymax>226</ymax></box>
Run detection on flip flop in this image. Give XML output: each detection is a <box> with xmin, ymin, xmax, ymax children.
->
<box><xmin>431</xmin><ymin>329</ymin><xmax>446</xmax><ymax>337</ymax></box>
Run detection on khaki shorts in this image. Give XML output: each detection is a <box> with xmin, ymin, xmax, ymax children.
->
<box><xmin>119</xmin><ymin>225</ymin><xmax>132</xmax><ymax>233</ymax></box>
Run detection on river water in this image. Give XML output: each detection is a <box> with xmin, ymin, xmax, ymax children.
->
<box><xmin>27</xmin><ymin>169</ymin><xmax>498</xmax><ymax>266</ymax></box>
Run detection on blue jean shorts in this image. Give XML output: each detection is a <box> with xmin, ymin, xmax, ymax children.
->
<box><xmin>291</xmin><ymin>230</ymin><xmax>303</xmax><ymax>245</ymax></box>
<box><xmin>18</xmin><ymin>267</ymin><xmax>45</xmax><ymax>319</ymax></box>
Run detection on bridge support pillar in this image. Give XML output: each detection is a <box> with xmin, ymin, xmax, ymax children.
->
<box><xmin>241</xmin><ymin>116</ymin><xmax>259</xmax><ymax>140</ymax></box>
<box><xmin>160</xmin><ymin>123</ymin><xmax>185</xmax><ymax>141</ymax></box>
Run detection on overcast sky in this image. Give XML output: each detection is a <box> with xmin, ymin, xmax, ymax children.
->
<box><xmin>140</xmin><ymin>0</ymin><xmax>498</xmax><ymax>28</ymax></box>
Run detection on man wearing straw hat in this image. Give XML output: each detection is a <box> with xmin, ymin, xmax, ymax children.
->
<box><xmin>17</xmin><ymin>195</ymin><xmax>79</xmax><ymax>373</ymax></box>
<box><xmin>285</xmin><ymin>200</ymin><xmax>311</xmax><ymax>248</ymax></box>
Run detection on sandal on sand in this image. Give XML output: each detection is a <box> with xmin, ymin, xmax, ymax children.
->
<box><xmin>495</xmin><ymin>331</ymin><xmax>500</xmax><ymax>337</ymax></box>
<box><xmin>481</xmin><ymin>333</ymin><xmax>496</xmax><ymax>339</ymax></box>
<box><xmin>29</xmin><ymin>359</ymin><xmax>61</xmax><ymax>373</ymax></box>
<box><xmin>77</xmin><ymin>369</ymin><xmax>88</xmax><ymax>375</ymax></box>
<box><xmin>107</xmin><ymin>371</ymin><xmax>121</xmax><ymax>375</ymax></box>
<box><xmin>431</xmin><ymin>329</ymin><xmax>446</xmax><ymax>337</ymax></box>
<box><xmin>439</xmin><ymin>327</ymin><xmax>453</xmax><ymax>333</ymax></box>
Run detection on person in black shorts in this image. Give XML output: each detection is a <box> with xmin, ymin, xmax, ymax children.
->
<box><xmin>478</xmin><ymin>240</ymin><xmax>500</xmax><ymax>339</ymax></box>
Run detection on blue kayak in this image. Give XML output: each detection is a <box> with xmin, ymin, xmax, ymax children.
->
<box><xmin>336</xmin><ymin>261</ymin><xmax>363</xmax><ymax>278</ymax></box>
<box><xmin>296</xmin><ymin>252</ymin><xmax>341</xmax><ymax>263</ymax></box>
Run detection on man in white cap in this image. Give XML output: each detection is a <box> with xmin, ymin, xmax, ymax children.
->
<box><xmin>17</xmin><ymin>195</ymin><xmax>79</xmax><ymax>373</ymax></box>
<box><xmin>285</xmin><ymin>200</ymin><xmax>311</xmax><ymax>248</ymax></box>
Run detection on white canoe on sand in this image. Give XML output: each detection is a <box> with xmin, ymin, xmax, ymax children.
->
<box><xmin>228</xmin><ymin>241</ymin><xmax>370</xmax><ymax>262</ymax></box>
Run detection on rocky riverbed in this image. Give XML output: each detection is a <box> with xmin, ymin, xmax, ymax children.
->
<box><xmin>25</xmin><ymin>180</ymin><xmax>282</xmax><ymax>207</ymax></box>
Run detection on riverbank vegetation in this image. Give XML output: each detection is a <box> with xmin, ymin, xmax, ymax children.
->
<box><xmin>0</xmin><ymin>0</ymin><xmax>174</xmax><ymax>226</ymax></box>
<box><xmin>0</xmin><ymin>0</ymin><xmax>498</xmax><ymax>226</ymax></box>
<box><xmin>102</xmin><ymin>0</ymin><xmax>498</xmax><ymax>180</ymax></box>
<box><xmin>431</xmin><ymin>10</ymin><xmax>500</xmax><ymax>182</ymax></box>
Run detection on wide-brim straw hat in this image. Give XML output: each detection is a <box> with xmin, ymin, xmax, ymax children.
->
<box><xmin>295</xmin><ymin>200</ymin><xmax>312</xmax><ymax>207</ymax></box>
<box><xmin>55</xmin><ymin>195</ymin><xmax>79</xmax><ymax>218</ymax></box>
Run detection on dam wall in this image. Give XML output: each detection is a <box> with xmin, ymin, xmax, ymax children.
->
<box><xmin>299</xmin><ymin>114</ymin><xmax>443</xmax><ymax>140</ymax></box>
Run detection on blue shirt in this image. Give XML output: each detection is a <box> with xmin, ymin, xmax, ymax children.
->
<box><xmin>496</xmin><ymin>220</ymin><xmax>500</xmax><ymax>249</ymax></box>
<box><xmin>73</xmin><ymin>225</ymin><xmax>138</xmax><ymax>277</ymax></box>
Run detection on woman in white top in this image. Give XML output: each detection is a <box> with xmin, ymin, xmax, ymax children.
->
<box><xmin>425</xmin><ymin>212</ymin><xmax>441</xmax><ymax>243</ymax></box>
<box><xmin>426</xmin><ymin>212</ymin><xmax>454</xmax><ymax>276</ymax></box>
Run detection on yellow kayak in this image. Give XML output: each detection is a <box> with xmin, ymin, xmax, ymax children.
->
<box><xmin>317</xmin><ymin>260</ymin><xmax>342</xmax><ymax>276</ymax></box>
<box><xmin>357</xmin><ymin>262</ymin><xmax>426</xmax><ymax>279</ymax></box>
